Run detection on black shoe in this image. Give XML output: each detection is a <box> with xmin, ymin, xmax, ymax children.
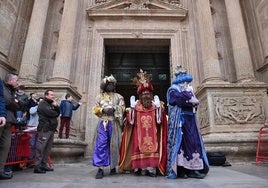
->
<box><xmin>187</xmin><ymin>170</ymin><xmax>205</xmax><ymax>179</ymax></box>
<box><xmin>177</xmin><ymin>173</ymin><xmax>188</xmax><ymax>179</ymax></box>
<box><xmin>134</xmin><ymin>169</ymin><xmax>141</xmax><ymax>176</ymax></box>
<box><xmin>34</xmin><ymin>168</ymin><xmax>46</xmax><ymax>174</ymax></box>
<box><xmin>0</xmin><ymin>171</ymin><xmax>13</xmax><ymax>180</ymax></box>
<box><xmin>177</xmin><ymin>171</ymin><xmax>188</xmax><ymax>179</ymax></box>
<box><xmin>41</xmin><ymin>166</ymin><xmax>54</xmax><ymax>171</ymax></box>
<box><xmin>95</xmin><ymin>168</ymin><xmax>104</xmax><ymax>179</ymax></box>
<box><xmin>146</xmin><ymin>171</ymin><xmax>156</xmax><ymax>177</ymax></box>
<box><xmin>110</xmin><ymin>168</ymin><xmax>116</xmax><ymax>175</ymax></box>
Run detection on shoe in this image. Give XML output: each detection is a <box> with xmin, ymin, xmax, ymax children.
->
<box><xmin>110</xmin><ymin>168</ymin><xmax>116</xmax><ymax>175</ymax></box>
<box><xmin>95</xmin><ymin>168</ymin><xmax>104</xmax><ymax>179</ymax></box>
<box><xmin>41</xmin><ymin>166</ymin><xmax>54</xmax><ymax>171</ymax></box>
<box><xmin>33</xmin><ymin>168</ymin><xmax>46</xmax><ymax>174</ymax></box>
<box><xmin>177</xmin><ymin>173</ymin><xmax>188</xmax><ymax>179</ymax></box>
<box><xmin>134</xmin><ymin>168</ymin><xmax>141</xmax><ymax>176</ymax></box>
<box><xmin>4</xmin><ymin>170</ymin><xmax>13</xmax><ymax>176</ymax></box>
<box><xmin>187</xmin><ymin>170</ymin><xmax>205</xmax><ymax>179</ymax></box>
<box><xmin>0</xmin><ymin>171</ymin><xmax>13</xmax><ymax>180</ymax></box>
<box><xmin>146</xmin><ymin>170</ymin><xmax>156</xmax><ymax>177</ymax></box>
<box><xmin>177</xmin><ymin>171</ymin><xmax>188</xmax><ymax>179</ymax></box>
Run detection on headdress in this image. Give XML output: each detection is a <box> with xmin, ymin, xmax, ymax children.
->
<box><xmin>102</xmin><ymin>74</ymin><xmax>117</xmax><ymax>84</ymax></box>
<box><xmin>100</xmin><ymin>74</ymin><xmax>117</xmax><ymax>90</ymax></box>
<box><xmin>132</xmin><ymin>69</ymin><xmax>153</xmax><ymax>95</ymax></box>
<box><xmin>172</xmin><ymin>65</ymin><xmax>193</xmax><ymax>84</ymax></box>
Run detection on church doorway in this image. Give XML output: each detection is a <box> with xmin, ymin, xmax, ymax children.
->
<box><xmin>104</xmin><ymin>39</ymin><xmax>170</xmax><ymax>108</ymax></box>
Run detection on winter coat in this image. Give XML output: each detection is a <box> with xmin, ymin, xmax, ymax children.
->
<box><xmin>3</xmin><ymin>81</ymin><xmax>22</xmax><ymax>124</ymax></box>
<box><xmin>37</xmin><ymin>97</ymin><xmax>60</xmax><ymax>132</ymax></box>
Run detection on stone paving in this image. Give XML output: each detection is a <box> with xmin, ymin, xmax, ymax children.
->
<box><xmin>0</xmin><ymin>159</ymin><xmax>268</xmax><ymax>188</ymax></box>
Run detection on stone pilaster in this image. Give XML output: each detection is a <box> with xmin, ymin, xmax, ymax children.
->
<box><xmin>225</xmin><ymin>0</ymin><xmax>255</xmax><ymax>82</ymax></box>
<box><xmin>196</xmin><ymin>0</ymin><xmax>222</xmax><ymax>83</ymax></box>
<box><xmin>49</xmin><ymin>0</ymin><xmax>78</xmax><ymax>83</ymax></box>
<box><xmin>19</xmin><ymin>0</ymin><xmax>50</xmax><ymax>83</ymax></box>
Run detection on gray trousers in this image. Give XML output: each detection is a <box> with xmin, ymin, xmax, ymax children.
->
<box><xmin>0</xmin><ymin>124</ymin><xmax>11</xmax><ymax>172</ymax></box>
<box><xmin>34</xmin><ymin>130</ymin><xmax>54</xmax><ymax>168</ymax></box>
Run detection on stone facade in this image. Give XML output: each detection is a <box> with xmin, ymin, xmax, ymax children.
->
<box><xmin>0</xmin><ymin>0</ymin><xmax>267</xmax><ymax>162</ymax></box>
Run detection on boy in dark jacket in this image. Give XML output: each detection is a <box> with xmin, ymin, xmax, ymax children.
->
<box><xmin>58</xmin><ymin>93</ymin><xmax>81</xmax><ymax>139</ymax></box>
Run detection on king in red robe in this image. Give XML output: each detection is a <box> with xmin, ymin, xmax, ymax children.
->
<box><xmin>119</xmin><ymin>70</ymin><xmax>167</xmax><ymax>177</ymax></box>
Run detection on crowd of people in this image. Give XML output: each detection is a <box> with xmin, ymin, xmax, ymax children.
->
<box><xmin>0</xmin><ymin>65</ymin><xmax>210</xmax><ymax>180</ymax></box>
<box><xmin>0</xmin><ymin>73</ymin><xmax>81</xmax><ymax>179</ymax></box>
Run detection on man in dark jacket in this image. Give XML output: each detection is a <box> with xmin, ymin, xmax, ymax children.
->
<box><xmin>0</xmin><ymin>74</ymin><xmax>20</xmax><ymax>180</ymax></box>
<box><xmin>33</xmin><ymin>89</ymin><xmax>60</xmax><ymax>174</ymax></box>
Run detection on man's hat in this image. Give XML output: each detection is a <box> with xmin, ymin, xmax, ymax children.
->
<box><xmin>132</xmin><ymin>69</ymin><xmax>153</xmax><ymax>95</ymax></box>
<box><xmin>102</xmin><ymin>74</ymin><xmax>117</xmax><ymax>84</ymax></box>
<box><xmin>100</xmin><ymin>74</ymin><xmax>117</xmax><ymax>90</ymax></box>
<box><xmin>172</xmin><ymin>65</ymin><xmax>193</xmax><ymax>84</ymax></box>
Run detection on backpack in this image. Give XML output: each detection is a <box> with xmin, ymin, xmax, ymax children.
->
<box><xmin>207</xmin><ymin>152</ymin><xmax>226</xmax><ymax>166</ymax></box>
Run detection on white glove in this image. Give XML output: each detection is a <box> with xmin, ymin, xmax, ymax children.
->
<box><xmin>189</xmin><ymin>96</ymin><xmax>199</xmax><ymax>105</ymax></box>
<box><xmin>130</xmin><ymin>96</ymin><xmax>137</xmax><ymax>108</ymax></box>
<box><xmin>153</xmin><ymin>95</ymin><xmax>160</xmax><ymax>108</ymax></box>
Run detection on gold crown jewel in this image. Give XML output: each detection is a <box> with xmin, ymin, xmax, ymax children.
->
<box><xmin>132</xmin><ymin>69</ymin><xmax>153</xmax><ymax>95</ymax></box>
<box><xmin>136</xmin><ymin>69</ymin><xmax>151</xmax><ymax>84</ymax></box>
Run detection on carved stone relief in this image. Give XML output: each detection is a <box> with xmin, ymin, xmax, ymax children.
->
<box><xmin>214</xmin><ymin>95</ymin><xmax>265</xmax><ymax>125</ymax></box>
<box><xmin>198</xmin><ymin>98</ymin><xmax>209</xmax><ymax>129</ymax></box>
<box><xmin>95</xmin><ymin>0</ymin><xmax>181</xmax><ymax>6</ymax></box>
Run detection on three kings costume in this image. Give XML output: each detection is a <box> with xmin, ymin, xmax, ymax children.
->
<box><xmin>92</xmin><ymin>76</ymin><xmax>125</xmax><ymax>170</ymax></box>
<box><xmin>119</xmin><ymin>70</ymin><xmax>167</xmax><ymax>175</ymax></box>
<box><xmin>166</xmin><ymin>66</ymin><xmax>209</xmax><ymax>179</ymax></box>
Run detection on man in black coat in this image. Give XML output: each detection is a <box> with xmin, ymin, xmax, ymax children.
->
<box><xmin>33</xmin><ymin>89</ymin><xmax>60</xmax><ymax>174</ymax></box>
<box><xmin>0</xmin><ymin>74</ymin><xmax>21</xmax><ymax>180</ymax></box>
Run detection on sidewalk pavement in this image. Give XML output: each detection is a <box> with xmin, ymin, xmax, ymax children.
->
<box><xmin>1</xmin><ymin>159</ymin><xmax>268</xmax><ymax>188</ymax></box>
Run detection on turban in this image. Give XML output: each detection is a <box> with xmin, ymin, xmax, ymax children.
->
<box><xmin>172</xmin><ymin>65</ymin><xmax>193</xmax><ymax>84</ymax></box>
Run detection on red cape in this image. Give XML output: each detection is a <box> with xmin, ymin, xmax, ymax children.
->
<box><xmin>119</xmin><ymin>104</ymin><xmax>167</xmax><ymax>175</ymax></box>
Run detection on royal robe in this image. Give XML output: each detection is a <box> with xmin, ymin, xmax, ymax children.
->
<box><xmin>119</xmin><ymin>101</ymin><xmax>167</xmax><ymax>175</ymax></box>
<box><xmin>166</xmin><ymin>84</ymin><xmax>209</xmax><ymax>179</ymax></box>
<box><xmin>92</xmin><ymin>92</ymin><xmax>125</xmax><ymax>169</ymax></box>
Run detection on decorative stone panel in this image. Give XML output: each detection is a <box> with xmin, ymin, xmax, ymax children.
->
<box><xmin>213</xmin><ymin>94</ymin><xmax>264</xmax><ymax>125</ymax></box>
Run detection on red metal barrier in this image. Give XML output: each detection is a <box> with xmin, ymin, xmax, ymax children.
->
<box><xmin>5</xmin><ymin>126</ymin><xmax>52</xmax><ymax>168</ymax></box>
<box><xmin>256</xmin><ymin>126</ymin><xmax>268</xmax><ymax>165</ymax></box>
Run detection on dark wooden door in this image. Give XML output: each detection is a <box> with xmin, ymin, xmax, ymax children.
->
<box><xmin>104</xmin><ymin>41</ymin><xmax>170</xmax><ymax>108</ymax></box>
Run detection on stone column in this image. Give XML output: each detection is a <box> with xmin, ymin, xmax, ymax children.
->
<box><xmin>49</xmin><ymin>0</ymin><xmax>78</xmax><ymax>83</ymax></box>
<box><xmin>19</xmin><ymin>0</ymin><xmax>50</xmax><ymax>83</ymax></box>
<box><xmin>225</xmin><ymin>0</ymin><xmax>255</xmax><ymax>82</ymax></box>
<box><xmin>196</xmin><ymin>0</ymin><xmax>222</xmax><ymax>83</ymax></box>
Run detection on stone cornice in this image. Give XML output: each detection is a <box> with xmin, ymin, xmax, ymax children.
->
<box><xmin>195</xmin><ymin>81</ymin><xmax>268</xmax><ymax>96</ymax></box>
<box><xmin>23</xmin><ymin>83</ymin><xmax>82</xmax><ymax>99</ymax></box>
<box><xmin>87</xmin><ymin>0</ymin><xmax>188</xmax><ymax>20</ymax></box>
